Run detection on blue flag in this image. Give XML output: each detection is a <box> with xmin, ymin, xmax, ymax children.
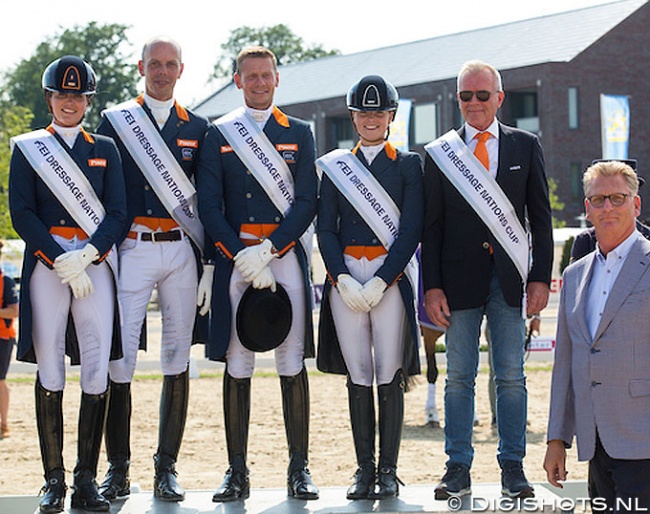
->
<box><xmin>600</xmin><ymin>94</ymin><xmax>630</xmax><ymax>159</ymax></box>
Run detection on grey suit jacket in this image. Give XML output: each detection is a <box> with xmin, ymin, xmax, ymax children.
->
<box><xmin>547</xmin><ymin>234</ymin><xmax>650</xmax><ymax>461</ymax></box>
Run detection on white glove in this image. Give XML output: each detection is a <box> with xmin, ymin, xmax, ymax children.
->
<box><xmin>68</xmin><ymin>270</ymin><xmax>94</xmax><ymax>299</ymax></box>
<box><xmin>251</xmin><ymin>265</ymin><xmax>277</xmax><ymax>292</ymax></box>
<box><xmin>196</xmin><ymin>264</ymin><xmax>215</xmax><ymax>316</ymax></box>
<box><xmin>361</xmin><ymin>276</ymin><xmax>388</xmax><ymax>309</ymax></box>
<box><xmin>337</xmin><ymin>274</ymin><xmax>371</xmax><ymax>313</ymax></box>
<box><xmin>233</xmin><ymin>239</ymin><xmax>276</xmax><ymax>281</ymax></box>
<box><xmin>54</xmin><ymin>244</ymin><xmax>99</xmax><ymax>283</ymax></box>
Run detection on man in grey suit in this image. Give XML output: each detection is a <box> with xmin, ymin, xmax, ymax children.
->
<box><xmin>544</xmin><ymin>160</ymin><xmax>650</xmax><ymax>512</ymax></box>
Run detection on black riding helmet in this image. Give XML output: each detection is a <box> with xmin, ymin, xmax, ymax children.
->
<box><xmin>346</xmin><ymin>75</ymin><xmax>398</xmax><ymax>112</ymax></box>
<box><xmin>42</xmin><ymin>55</ymin><xmax>97</xmax><ymax>96</ymax></box>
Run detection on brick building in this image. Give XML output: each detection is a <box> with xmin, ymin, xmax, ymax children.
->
<box><xmin>194</xmin><ymin>0</ymin><xmax>650</xmax><ymax>225</ymax></box>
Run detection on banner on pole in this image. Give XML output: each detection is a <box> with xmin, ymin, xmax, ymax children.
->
<box><xmin>600</xmin><ymin>94</ymin><xmax>630</xmax><ymax>159</ymax></box>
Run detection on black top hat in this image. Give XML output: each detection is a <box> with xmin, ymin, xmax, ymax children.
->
<box><xmin>236</xmin><ymin>284</ymin><xmax>292</xmax><ymax>352</ymax></box>
<box><xmin>591</xmin><ymin>158</ymin><xmax>644</xmax><ymax>187</ymax></box>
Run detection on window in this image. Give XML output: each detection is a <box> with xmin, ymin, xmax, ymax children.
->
<box><xmin>570</xmin><ymin>162</ymin><xmax>583</xmax><ymax>202</ymax></box>
<box><xmin>413</xmin><ymin>103</ymin><xmax>438</xmax><ymax>145</ymax></box>
<box><xmin>568</xmin><ymin>87</ymin><xmax>579</xmax><ymax>129</ymax></box>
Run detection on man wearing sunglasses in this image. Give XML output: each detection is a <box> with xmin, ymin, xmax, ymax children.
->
<box><xmin>570</xmin><ymin>159</ymin><xmax>650</xmax><ymax>263</ymax></box>
<box><xmin>544</xmin><ymin>160</ymin><xmax>650</xmax><ymax>512</ymax></box>
<box><xmin>422</xmin><ymin>60</ymin><xmax>553</xmax><ymax>500</ymax></box>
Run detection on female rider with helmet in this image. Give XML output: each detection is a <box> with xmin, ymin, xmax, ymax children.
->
<box><xmin>316</xmin><ymin>75</ymin><xmax>423</xmax><ymax>500</ymax></box>
<box><xmin>9</xmin><ymin>56</ymin><xmax>126</xmax><ymax>513</ymax></box>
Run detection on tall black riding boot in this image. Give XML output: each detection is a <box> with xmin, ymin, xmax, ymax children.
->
<box><xmin>153</xmin><ymin>369</ymin><xmax>189</xmax><ymax>502</ymax></box>
<box><xmin>370</xmin><ymin>369</ymin><xmax>405</xmax><ymax>499</ymax></box>
<box><xmin>71</xmin><ymin>390</ymin><xmax>110</xmax><ymax>512</ymax></box>
<box><xmin>280</xmin><ymin>367</ymin><xmax>319</xmax><ymax>500</ymax></box>
<box><xmin>346</xmin><ymin>379</ymin><xmax>376</xmax><ymax>500</ymax></box>
<box><xmin>213</xmin><ymin>371</ymin><xmax>251</xmax><ymax>502</ymax></box>
<box><xmin>98</xmin><ymin>380</ymin><xmax>131</xmax><ymax>500</ymax></box>
<box><xmin>35</xmin><ymin>377</ymin><xmax>66</xmax><ymax>514</ymax></box>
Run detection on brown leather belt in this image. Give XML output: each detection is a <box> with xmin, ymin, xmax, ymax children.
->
<box><xmin>127</xmin><ymin>230</ymin><xmax>182</xmax><ymax>242</ymax></box>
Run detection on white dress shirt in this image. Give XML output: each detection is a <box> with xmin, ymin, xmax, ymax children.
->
<box><xmin>464</xmin><ymin>118</ymin><xmax>500</xmax><ymax>178</ymax></box>
<box><xmin>586</xmin><ymin>230</ymin><xmax>639</xmax><ymax>339</ymax></box>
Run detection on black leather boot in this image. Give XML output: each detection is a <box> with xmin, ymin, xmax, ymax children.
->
<box><xmin>213</xmin><ymin>372</ymin><xmax>251</xmax><ymax>502</ymax></box>
<box><xmin>71</xmin><ymin>391</ymin><xmax>110</xmax><ymax>511</ymax></box>
<box><xmin>280</xmin><ymin>367</ymin><xmax>319</xmax><ymax>500</ymax></box>
<box><xmin>370</xmin><ymin>370</ymin><xmax>404</xmax><ymax>499</ymax></box>
<box><xmin>153</xmin><ymin>370</ymin><xmax>189</xmax><ymax>502</ymax></box>
<box><xmin>35</xmin><ymin>378</ymin><xmax>66</xmax><ymax>514</ymax></box>
<box><xmin>346</xmin><ymin>379</ymin><xmax>376</xmax><ymax>500</ymax></box>
<box><xmin>98</xmin><ymin>380</ymin><xmax>131</xmax><ymax>500</ymax></box>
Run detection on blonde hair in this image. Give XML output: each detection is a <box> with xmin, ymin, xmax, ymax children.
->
<box><xmin>583</xmin><ymin>160</ymin><xmax>639</xmax><ymax>196</ymax></box>
<box><xmin>457</xmin><ymin>60</ymin><xmax>503</xmax><ymax>92</ymax></box>
<box><xmin>235</xmin><ymin>46</ymin><xmax>277</xmax><ymax>74</ymax></box>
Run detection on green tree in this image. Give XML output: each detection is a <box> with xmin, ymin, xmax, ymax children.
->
<box><xmin>548</xmin><ymin>177</ymin><xmax>566</xmax><ymax>228</ymax></box>
<box><xmin>2</xmin><ymin>22</ymin><xmax>138</xmax><ymax>130</ymax></box>
<box><xmin>0</xmin><ymin>103</ymin><xmax>34</xmax><ymax>239</ymax></box>
<box><xmin>212</xmin><ymin>24</ymin><xmax>339</xmax><ymax>79</ymax></box>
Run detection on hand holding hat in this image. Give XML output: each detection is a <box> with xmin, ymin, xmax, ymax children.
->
<box><xmin>236</xmin><ymin>284</ymin><xmax>292</xmax><ymax>352</ymax></box>
<box><xmin>233</xmin><ymin>239</ymin><xmax>276</xmax><ymax>281</ymax></box>
<box><xmin>337</xmin><ymin>274</ymin><xmax>371</xmax><ymax>313</ymax></box>
<box><xmin>252</xmin><ymin>266</ymin><xmax>277</xmax><ymax>292</ymax></box>
<box><xmin>361</xmin><ymin>276</ymin><xmax>387</xmax><ymax>309</ymax></box>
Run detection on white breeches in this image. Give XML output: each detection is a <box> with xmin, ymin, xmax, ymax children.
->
<box><xmin>109</xmin><ymin>234</ymin><xmax>197</xmax><ymax>382</ymax></box>
<box><xmin>330</xmin><ymin>255</ymin><xmax>406</xmax><ymax>387</ymax></box>
<box><xmin>31</xmin><ymin>236</ymin><xmax>114</xmax><ymax>394</ymax></box>
<box><xmin>226</xmin><ymin>249</ymin><xmax>306</xmax><ymax>379</ymax></box>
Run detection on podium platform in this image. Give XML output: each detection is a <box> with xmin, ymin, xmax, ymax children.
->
<box><xmin>0</xmin><ymin>482</ymin><xmax>583</xmax><ymax>513</ymax></box>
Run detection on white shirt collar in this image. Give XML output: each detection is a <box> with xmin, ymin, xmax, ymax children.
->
<box><xmin>464</xmin><ymin>118</ymin><xmax>500</xmax><ymax>143</ymax></box>
<box><xmin>245</xmin><ymin>105</ymin><xmax>274</xmax><ymax>126</ymax></box>
<box><xmin>595</xmin><ymin>229</ymin><xmax>639</xmax><ymax>263</ymax></box>
<box><xmin>51</xmin><ymin>122</ymin><xmax>82</xmax><ymax>148</ymax></box>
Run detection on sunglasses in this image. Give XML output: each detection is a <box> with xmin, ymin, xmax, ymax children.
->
<box><xmin>587</xmin><ymin>193</ymin><xmax>630</xmax><ymax>208</ymax></box>
<box><xmin>458</xmin><ymin>90</ymin><xmax>498</xmax><ymax>102</ymax></box>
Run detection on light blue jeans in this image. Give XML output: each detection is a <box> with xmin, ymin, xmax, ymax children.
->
<box><xmin>444</xmin><ymin>270</ymin><xmax>527</xmax><ymax>468</ymax></box>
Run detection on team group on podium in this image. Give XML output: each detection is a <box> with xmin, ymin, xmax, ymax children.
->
<box><xmin>8</xmin><ymin>34</ymin><xmax>649</xmax><ymax>514</ymax></box>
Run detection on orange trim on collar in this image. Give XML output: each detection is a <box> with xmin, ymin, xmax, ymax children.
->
<box><xmin>175</xmin><ymin>101</ymin><xmax>190</xmax><ymax>122</ymax></box>
<box><xmin>272</xmin><ymin>107</ymin><xmax>290</xmax><ymax>128</ymax></box>
<box><xmin>81</xmin><ymin>127</ymin><xmax>94</xmax><ymax>144</ymax></box>
<box><xmin>45</xmin><ymin>125</ymin><xmax>94</xmax><ymax>143</ymax></box>
<box><xmin>136</xmin><ymin>94</ymin><xmax>145</xmax><ymax>106</ymax></box>
<box><xmin>352</xmin><ymin>141</ymin><xmax>396</xmax><ymax>161</ymax></box>
<box><xmin>384</xmin><ymin>142</ymin><xmax>397</xmax><ymax>161</ymax></box>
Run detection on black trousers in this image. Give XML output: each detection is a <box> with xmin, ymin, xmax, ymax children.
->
<box><xmin>589</xmin><ymin>434</ymin><xmax>650</xmax><ymax>513</ymax></box>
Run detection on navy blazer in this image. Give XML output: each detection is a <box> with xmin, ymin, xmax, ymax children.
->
<box><xmin>9</xmin><ymin>127</ymin><xmax>127</xmax><ymax>363</ymax></box>
<box><xmin>197</xmin><ymin>107</ymin><xmax>317</xmax><ymax>360</ymax></box>
<box><xmin>316</xmin><ymin>143</ymin><xmax>423</xmax><ymax>377</ymax></box>
<box><xmin>422</xmin><ymin>123</ymin><xmax>554</xmax><ymax>310</ymax></box>
<box><xmin>97</xmin><ymin>95</ymin><xmax>210</xmax><ymax>245</ymax></box>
